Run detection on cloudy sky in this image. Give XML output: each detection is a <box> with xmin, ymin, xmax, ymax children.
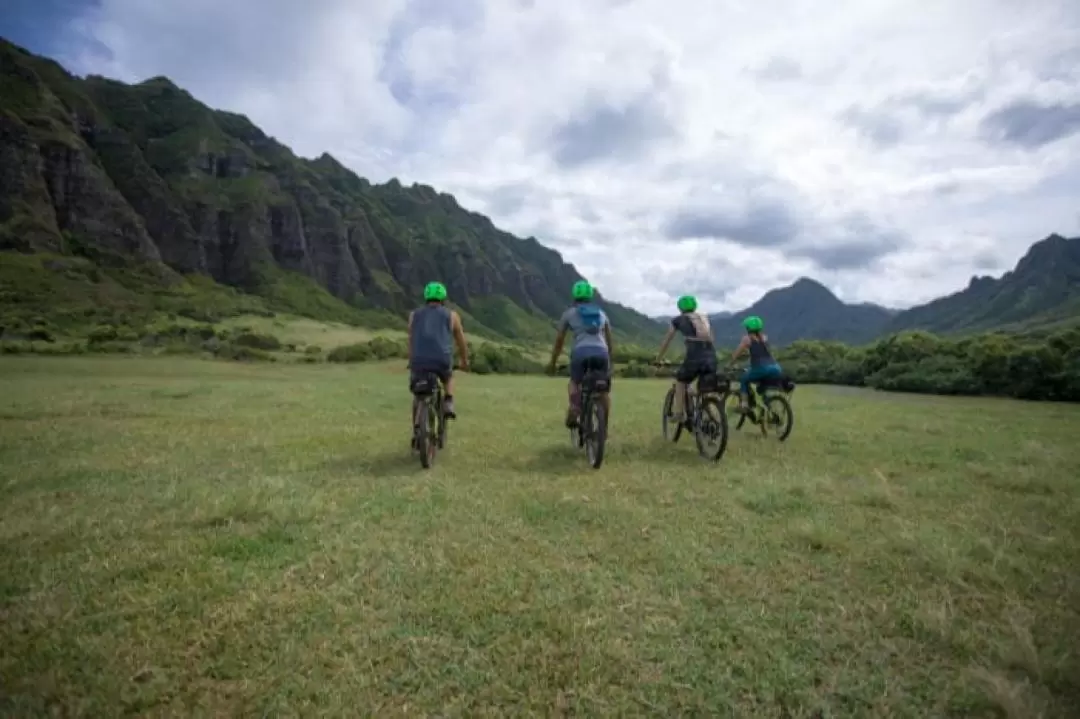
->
<box><xmin>5</xmin><ymin>0</ymin><xmax>1080</xmax><ymax>315</ymax></box>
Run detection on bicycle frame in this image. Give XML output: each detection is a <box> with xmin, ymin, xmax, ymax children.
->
<box><xmin>410</xmin><ymin>372</ymin><xmax>446</xmax><ymax>467</ymax></box>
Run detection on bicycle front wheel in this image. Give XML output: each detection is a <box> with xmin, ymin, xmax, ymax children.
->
<box><xmin>694</xmin><ymin>395</ymin><xmax>730</xmax><ymax>461</ymax></box>
<box><xmin>585</xmin><ymin>396</ymin><xmax>607</xmax><ymax>469</ymax></box>
<box><xmin>662</xmin><ymin>386</ymin><xmax>683</xmax><ymax>443</ymax></box>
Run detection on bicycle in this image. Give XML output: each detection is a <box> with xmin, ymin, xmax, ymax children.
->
<box><xmin>409</xmin><ymin>370</ymin><xmax>449</xmax><ymax>469</ymax></box>
<box><xmin>655</xmin><ymin>361</ymin><xmax>731</xmax><ymax>462</ymax></box>
<box><xmin>557</xmin><ymin>359</ymin><xmax>610</xmax><ymax>469</ymax></box>
<box><xmin>726</xmin><ymin>369</ymin><xmax>796</xmax><ymax>441</ymax></box>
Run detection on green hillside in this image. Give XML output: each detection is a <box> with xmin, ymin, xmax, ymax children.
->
<box><xmin>886</xmin><ymin>233</ymin><xmax>1080</xmax><ymax>335</ymax></box>
<box><xmin>0</xmin><ymin>37</ymin><xmax>663</xmax><ymax>347</ymax></box>
<box><xmin>704</xmin><ymin>278</ymin><xmax>894</xmax><ymax>347</ymax></box>
<box><xmin>652</xmin><ymin>234</ymin><xmax>1080</xmax><ymax>348</ymax></box>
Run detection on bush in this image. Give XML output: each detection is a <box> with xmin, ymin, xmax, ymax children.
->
<box><xmin>327</xmin><ymin>337</ymin><xmax>408</xmax><ymax>363</ymax></box>
<box><xmin>769</xmin><ymin>328</ymin><xmax>1080</xmax><ymax>402</ymax></box>
<box><xmin>233</xmin><ymin>332</ymin><xmax>282</xmax><ymax>351</ymax></box>
<box><xmin>92</xmin><ymin>341</ymin><xmax>137</xmax><ymax>354</ymax></box>
<box><xmin>25</xmin><ymin>326</ymin><xmax>55</xmax><ymax>342</ymax></box>
<box><xmin>213</xmin><ymin>342</ymin><xmax>276</xmax><ymax>362</ymax></box>
<box><xmin>468</xmin><ymin>344</ymin><xmax>543</xmax><ymax>375</ymax></box>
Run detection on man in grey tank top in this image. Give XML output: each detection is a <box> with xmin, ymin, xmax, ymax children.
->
<box><xmin>408</xmin><ymin>282</ymin><xmax>470</xmax><ymax>418</ymax></box>
<box><xmin>547</xmin><ymin>280</ymin><xmax>613</xmax><ymax>428</ymax></box>
<box><xmin>653</xmin><ymin>294</ymin><xmax>719</xmax><ymax>422</ymax></box>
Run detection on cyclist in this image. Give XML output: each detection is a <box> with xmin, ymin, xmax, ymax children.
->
<box><xmin>547</xmin><ymin>280</ymin><xmax>613</xmax><ymax>428</ymax></box>
<box><xmin>408</xmin><ymin>281</ymin><xmax>469</xmax><ymax>419</ymax></box>
<box><xmin>654</xmin><ymin>294</ymin><xmax>718</xmax><ymax>422</ymax></box>
<box><xmin>728</xmin><ymin>315</ymin><xmax>782</xmax><ymax>414</ymax></box>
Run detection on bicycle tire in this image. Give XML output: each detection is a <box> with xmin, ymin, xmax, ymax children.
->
<box><xmin>725</xmin><ymin>391</ymin><xmax>749</xmax><ymax>430</ymax></box>
<box><xmin>586</xmin><ymin>396</ymin><xmax>607</xmax><ymax>469</ymax></box>
<box><xmin>693</xmin><ymin>395</ymin><xmax>730</xmax><ymax>461</ymax></box>
<box><xmin>763</xmin><ymin>394</ymin><xmax>794</xmax><ymax>442</ymax></box>
<box><xmin>436</xmin><ymin>391</ymin><xmax>448</xmax><ymax>449</ymax></box>
<box><xmin>662</xmin><ymin>386</ymin><xmax>684</xmax><ymax>443</ymax></box>
<box><xmin>572</xmin><ymin>393</ymin><xmax>588</xmax><ymax>449</ymax></box>
<box><xmin>414</xmin><ymin>398</ymin><xmax>434</xmax><ymax>468</ymax></box>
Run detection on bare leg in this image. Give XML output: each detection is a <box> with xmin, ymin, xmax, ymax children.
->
<box><xmin>566</xmin><ymin>379</ymin><xmax>581</xmax><ymax>427</ymax></box>
<box><xmin>443</xmin><ymin>375</ymin><xmax>456</xmax><ymax>418</ymax></box>
<box><xmin>672</xmin><ymin>380</ymin><xmax>688</xmax><ymax>418</ymax></box>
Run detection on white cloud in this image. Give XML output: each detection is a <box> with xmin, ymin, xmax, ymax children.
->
<box><xmin>59</xmin><ymin>0</ymin><xmax>1080</xmax><ymax>316</ymax></box>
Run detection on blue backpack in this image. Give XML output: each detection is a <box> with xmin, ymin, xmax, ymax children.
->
<box><xmin>577</xmin><ymin>303</ymin><xmax>604</xmax><ymax>335</ymax></box>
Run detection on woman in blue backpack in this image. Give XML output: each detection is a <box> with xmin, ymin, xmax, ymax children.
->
<box><xmin>547</xmin><ymin>280</ymin><xmax>613</xmax><ymax>428</ymax></box>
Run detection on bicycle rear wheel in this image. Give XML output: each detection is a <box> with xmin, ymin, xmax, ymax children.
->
<box><xmin>693</xmin><ymin>395</ymin><xmax>730</xmax><ymax>461</ymax></box>
<box><xmin>585</xmin><ymin>395</ymin><xmax>607</xmax><ymax>469</ymax></box>
<box><xmin>662</xmin><ymin>386</ymin><xmax>684</xmax><ymax>443</ymax></box>
<box><xmin>436</xmin><ymin>391</ymin><xmax>448</xmax><ymax>449</ymax></box>
<box><xmin>763</xmin><ymin>394</ymin><xmax>794</xmax><ymax>441</ymax></box>
<box><xmin>415</xmin><ymin>398</ymin><xmax>437</xmax><ymax>468</ymax></box>
<box><xmin>570</xmin><ymin>393</ymin><xmax>586</xmax><ymax>449</ymax></box>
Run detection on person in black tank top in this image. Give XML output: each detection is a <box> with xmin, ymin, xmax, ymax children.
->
<box><xmin>727</xmin><ymin>315</ymin><xmax>783</xmax><ymax>413</ymax></box>
<box><xmin>408</xmin><ymin>282</ymin><xmax>470</xmax><ymax>419</ymax></box>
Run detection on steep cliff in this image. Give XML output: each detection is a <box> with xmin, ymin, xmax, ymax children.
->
<box><xmin>0</xmin><ymin>38</ymin><xmax>662</xmax><ymax>345</ymax></box>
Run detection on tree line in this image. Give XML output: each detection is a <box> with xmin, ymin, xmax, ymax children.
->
<box><xmin>3</xmin><ymin>315</ymin><xmax>1078</xmax><ymax>402</ymax></box>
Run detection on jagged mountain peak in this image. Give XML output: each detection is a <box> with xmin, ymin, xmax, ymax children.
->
<box><xmin>0</xmin><ymin>36</ymin><xmax>663</xmax><ymax>345</ymax></box>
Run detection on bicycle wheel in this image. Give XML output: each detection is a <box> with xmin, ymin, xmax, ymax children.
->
<box><xmin>693</xmin><ymin>395</ymin><xmax>730</xmax><ymax>461</ymax></box>
<box><xmin>570</xmin><ymin>394</ymin><xmax>586</xmax><ymax>449</ymax></box>
<box><xmin>436</xmin><ymin>392</ymin><xmax>448</xmax><ymax>449</ymax></box>
<box><xmin>416</xmin><ymin>398</ymin><xmax>438</xmax><ymax>468</ymax></box>
<box><xmin>585</xmin><ymin>396</ymin><xmax>607</xmax><ymax>469</ymax></box>
<box><xmin>662</xmin><ymin>386</ymin><xmax>683</xmax><ymax>443</ymax></box>
<box><xmin>726</xmin><ymin>390</ymin><xmax>750</xmax><ymax>431</ymax></box>
<box><xmin>763</xmin><ymin>394</ymin><xmax>794</xmax><ymax>441</ymax></box>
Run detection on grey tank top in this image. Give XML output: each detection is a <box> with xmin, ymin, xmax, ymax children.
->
<box><xmin>411</xmin><ymin>304</ymin><xmax>452</xmax><ymax>363</ymax></box>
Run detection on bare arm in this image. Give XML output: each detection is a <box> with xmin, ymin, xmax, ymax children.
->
<box><xmin>451</xmin><ymin>311</ymin><xmax>469</xmax><ymax>368</ymax></box>
<box><xmin>549</xmin><ymin>327</ymin><xmax>567</xmax><ymax>370</ymax></box>
<box><xmin>655</xmin><ymin>325</ymin><xmax>676</xmax><ymax>360</ymax></box>
<box><xmin>730</xmin><ymin>335</ymin><xmax>750</xmax><ymax>362</ymax></box>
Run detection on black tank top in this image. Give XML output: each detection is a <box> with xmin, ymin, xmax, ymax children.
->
<box><xmin>748</xmin><ymin>334</ymin><xmax>774</xmax><ymax>367</ymax></box>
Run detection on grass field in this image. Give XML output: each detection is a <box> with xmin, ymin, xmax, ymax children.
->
<box><xmin>2</xmin><ymin>357</ymin><xmax>1079</xmax><ymax>717</ymax></box>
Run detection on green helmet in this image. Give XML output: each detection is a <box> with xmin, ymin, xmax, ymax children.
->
<box><xmin>571</xmin><ymin>280</ymin><xmax>595</xmax><ymax>301</ymax></box>
<box><xmin>676</xmin><ymin>295</ymin><xmax>697</xmax><ymax>312</ymax></box>
<box><xmin>423</xmin><ymin>281</ymin><xmax>447</xmax><ymax>302</ymax></box>
<box><xmin>743</xmin><ymin>315</ymin><xmax>763</xmax><ymax>332</ymax></box>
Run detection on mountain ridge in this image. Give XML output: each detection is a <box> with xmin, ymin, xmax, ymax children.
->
<box><xmin>0</xmin><ymin>37</ymin><xmax>663</xmax><ymax>345</ymax></box>
<box><xmin>648</xmin><ymin>236</ymin><xmax>1080</xmax><ymax>347</ymax></box>
<box><xmin>1</xmin><ymin>37</ymin><xmax>1077</xmax><ymax>350</ymax></box>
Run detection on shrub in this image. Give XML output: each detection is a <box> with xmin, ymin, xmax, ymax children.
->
<box><xmin>233</xmin><ymin>332</ymin><xmax>282</xmax><ymax>351</ymax></box>
<box><xmin>25</xmin><ymin>326</ymin><xmax>55</xmax><ymax>342</ymax></box>
<box><xmin>327</xmin><ymin>337</ymin><xmax>407</xmax><ymax>363</ymax></box>
<box><xmin>213</xmin><ymin>342</ymin><xmax>275</xmax><ymax>362</ymax></box>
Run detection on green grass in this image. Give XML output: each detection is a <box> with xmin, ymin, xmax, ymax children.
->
<box><xmin>1</xmin><ymin>357</ymin><xmax>1079</xmax><ymax>717</ymax></box>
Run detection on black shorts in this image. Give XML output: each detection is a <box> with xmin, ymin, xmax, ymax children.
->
<box><xmin>409</xmin><ymin>359</ymin><xmax>451</xmax><ymax>390</ymax></box>
<box><xmin>675</xmin><ymin>352</ymin><xmax>718</xmax><ymax>383</ymax></box>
